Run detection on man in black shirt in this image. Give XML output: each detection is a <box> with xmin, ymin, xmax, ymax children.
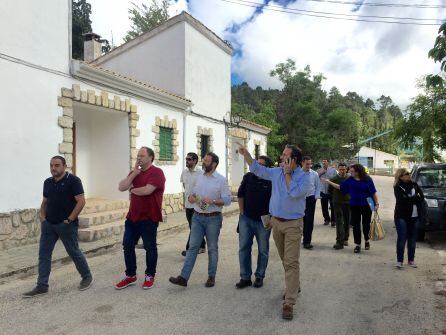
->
<box><xmin>236</xmin><ymin>155</ymin><xmax>273</xmax><ymax>289</ymax></box>
<box><xmin>23</xmin><ymin>156</ymin><xmax>93</xmax><ymax>298</ymax></box>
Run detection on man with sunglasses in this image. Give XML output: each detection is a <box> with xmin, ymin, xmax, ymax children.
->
<box><xmin>180</xmin><ymin>153</ymin><xmax>205</xmax><ymax>256</ymax></box>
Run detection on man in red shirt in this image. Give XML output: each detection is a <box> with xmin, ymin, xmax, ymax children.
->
<box><xmin>115</xmin><ymin>147</ymin><xmax>165</xmax><ymax>290</ymax></box>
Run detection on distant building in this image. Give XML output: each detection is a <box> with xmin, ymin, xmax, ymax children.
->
<box><xmin>356</xmin><ymin>146</ymin><xmax>400</xmax><ymax>173</ymax></box>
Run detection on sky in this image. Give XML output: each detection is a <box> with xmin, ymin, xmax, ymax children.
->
<box><xmin>89</xmin><ymin>0</ymin><xmax>446</xmax><ymax>107</ymax></box>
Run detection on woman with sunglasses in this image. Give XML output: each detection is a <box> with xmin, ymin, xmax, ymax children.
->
<box><xmin>393</xmin><ymin>168</ymin><xmax>424</xmax><ymax>269</ymax></box>
<box><xmin>326</xmin><ymin>164</ymin><xmax>379</xmax><ymax>253</ymax></box>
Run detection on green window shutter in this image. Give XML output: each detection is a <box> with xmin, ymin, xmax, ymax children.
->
<box><xmin>201</xmin><ymin>135</ymin><xmax>209</xmax><ymax>159</ymax></box>
<box><xmin>159</xmin><ymin>127</ymin><xmax>173</xmax><ymax>161</ymax></box>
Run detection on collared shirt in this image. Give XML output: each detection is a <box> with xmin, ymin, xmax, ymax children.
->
<box><xmin>249</xmin><ymin>160</ymin><xmax>312</xmax><ymax>220</ymax></box>
<box><xmin>192</xmin><ymin>171</ymin><xmax>232</xmax><ymax>213</ymax></box>
<box><xmin>305</xmin><ymin>169</ymin><xmax>321</xmax><ymax>199</ymax></box>
<box><xmin>43</xmin><ymin>172</ymin><xmax>84</xmax><ymax>224</ymax></box>
<box><xmin>181</xmin><ymin>167</ymin><xmax>202</xmax><ymax>209</ymax></box>
<box><xmin>318</xmin><ymin>166</ymin><xmax>337</xmax><ymax>194</ymax></box>
<box><xmin>237</xmin><ymin>172</ymin><xmax>272</xmax><ymax>221</ymax></box>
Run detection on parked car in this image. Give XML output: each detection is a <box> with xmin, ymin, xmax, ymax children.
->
<box><xmin>411</xmin><ymin>163</ymin><xmax>446</xmax><ymax>240</ymax></box>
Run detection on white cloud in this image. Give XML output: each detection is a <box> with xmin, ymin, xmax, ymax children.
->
<box><xmin>88</xmin><ymin>0</ymin><xmax>446</xmax><ymax>106</ymax></box>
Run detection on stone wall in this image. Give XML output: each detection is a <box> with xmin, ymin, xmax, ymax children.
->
<box><xmin>0</xmin><ymin>209</ymin><xmax>41</xmax><ymax>250</ymax></box>
<box><xmin>162</xmin><ymin>192</ymin><xmax>185</xmax><ymax>214</ymax></box>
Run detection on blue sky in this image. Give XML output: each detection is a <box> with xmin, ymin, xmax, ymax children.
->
<box><xmin>89</xmin><ymin>0</ymin><xmax>445</xmax><ymax>106</ymax></box>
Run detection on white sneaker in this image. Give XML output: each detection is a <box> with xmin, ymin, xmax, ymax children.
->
<box><xmin>408</xmin><ymin>261</ymin><xmax>418</xmax><ymax>268</ymax></box>
<box><xmin>395</xmin><ymin>262</ymin><xmax>403</xmax><ymax>269</ymax></box>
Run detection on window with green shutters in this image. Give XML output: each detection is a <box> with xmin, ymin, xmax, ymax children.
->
<box><xmin>159</xmin><ymin>127</ymin><xmax>173</xmax><ymax>161</ymax></box>
<box><xmin>254</xmin><ymin>144</ymin><xmax>260</xmax><ymax>160</ymax></box>
<box><xmin>200</xmin><ymin>135</ymin><xmax>209</xmax><ymax>159</ymax></box>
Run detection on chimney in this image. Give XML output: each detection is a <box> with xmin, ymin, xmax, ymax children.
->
<box><xmin>83</xmin><ymin>32</ymin><xmax>102</xmax><ymax>62</ymax></box>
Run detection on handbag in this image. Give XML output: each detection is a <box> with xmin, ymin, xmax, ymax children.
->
<box><xmin>369</xmin><ymin>211</ymin><xmax>385</xmax><ymax>241</ymax></box>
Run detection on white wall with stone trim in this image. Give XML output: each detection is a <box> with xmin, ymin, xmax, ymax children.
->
<box><xmin>247</xmin><ymin>132</ymin><xmax>268</xmax><ymax>157</ymax></box>
<box><xmin>136</xmin><ymin>104</ymin><xmax>185</xmax><ymax>195</ymax></box>
<box><xmin>184</xmin><ymin>22</ymin><xmax>231</xmax><ymax>121</ymax></box>
<box><xmin>0</xmin><ymin>0</ymin><xmax>71</xmax><ymax>74</ymax></box>
<box><xmin>97</xmin><ymin>22</ymin><xmax>186</xmax><ymax>97</ymax></box>
<box><xmin>183</xmin><ymin>115</ymin><xmax>227</xmax><ymax>178</ymax></box>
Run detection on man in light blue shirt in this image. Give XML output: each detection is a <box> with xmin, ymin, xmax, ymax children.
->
<box><xmin>238</xmin><ymin>143</ymin><xmax>311</xmax><ymax>321</ymax></box>
<box><xmin>169</xmin><ymin>152</ymin><xmax>231</xmax><ymax>289</ymax></box>
<box><xmin>302</xmin><ymin>156</ymin><xmax>321</xmax><ymax>250</ymax></box>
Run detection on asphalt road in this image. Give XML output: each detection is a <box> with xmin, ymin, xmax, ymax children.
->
<box><xmin>0</xmin><ymin>176</ymin><xmax>445</xmax><ymax>335</ymax></box>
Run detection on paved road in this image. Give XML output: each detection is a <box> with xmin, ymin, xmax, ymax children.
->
<box><xmin>0</xmin><ymin>176</ymin><xmax>445</xmax><ymax>335</ymax></box>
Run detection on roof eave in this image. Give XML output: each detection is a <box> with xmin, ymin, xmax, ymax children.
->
<box><xmin>71</xmin><ymin>60</ymin><xmax>192</xmax><ymax>110</ymax></box>
<box><xmin>239</xmin><ymin>119</ymin><xmax>271</xmax><ymax>135</ymax></box>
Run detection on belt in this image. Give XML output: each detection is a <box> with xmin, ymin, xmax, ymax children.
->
<box><xmin>272</xmin><ymin>216</ymin><xmax>298</xmax><ymax>222</ymax></box>
<box><xmin>194</xmin><ymin>211</ymin><xmax>221</xmax><ymax>217</ymax></box>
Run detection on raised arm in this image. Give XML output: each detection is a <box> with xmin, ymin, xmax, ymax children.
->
<box><xmin>237</xmin><ymin>142</ymin><xmax>275</xmax><ymax>181</ymax></box>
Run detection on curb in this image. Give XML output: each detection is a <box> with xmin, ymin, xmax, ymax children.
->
<box><xmin>0</xmin><ymin>209</ymin><xmax>240</xmax><ymax>280</ymax></box>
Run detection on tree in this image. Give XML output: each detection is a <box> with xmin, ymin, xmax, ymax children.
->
<box><xmin>124</xmin><ymin>0</ymin><xmax>170</xmax><ymax>42</ymax></box>
<box><xmin>427</xmin><ymin>23</ymin><xmax>446</xmax><ymax>87</ymax></box>
<box><xmin>72</xmin><ymin>0</ymin><xmax>92</xmax><ymax>60</ymax></box>
<box><xmin>395</xmin><ymin>79</ymin><xmax>446</xmax><ymax>162</ymax></box>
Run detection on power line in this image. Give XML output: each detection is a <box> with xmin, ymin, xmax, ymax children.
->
<box><xmin>294</xmin><ymin>0</ymin><xmax>446</xmax><ymax>9</ymax></box>
<box><xmin>234</xmin><ymin>0</ymin><xmax>441</xmax><ymax>22</ymax></box>
<box><xmin>221</xmin><ymin>0</ymin><xmax>443</xmax><ymax>25</ymax></box>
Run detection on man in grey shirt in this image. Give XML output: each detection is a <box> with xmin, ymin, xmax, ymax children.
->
<box><xmin>169</xmin><ymin>152</ymin><xmax>231</xmax><ymax>288</ymax></box>
<box><xmin>318</xmin><ymin>159</ymin><xmax>337</xmax><ymax>226</ymax></box>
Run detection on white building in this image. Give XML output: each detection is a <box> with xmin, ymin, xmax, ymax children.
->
<box><xmin>357</xmin><ymin>146</ymin><xmax>400</xmax><ymax>173</ymax></box>
<box><xmin>0</xmin><ymin>0</ymin><xmax>269</xmax><ymax>249</ymax></box>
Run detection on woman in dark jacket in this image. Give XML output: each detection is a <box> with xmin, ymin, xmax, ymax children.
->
<box><xmin>393</xmin><ymin>168</ymin><xmax>424</xmax><ymax>269</ymax></box>
<box><xmin>327</xmin><ymin>164</ymin><xmax>379</xmax><ymax>253</ymax></box>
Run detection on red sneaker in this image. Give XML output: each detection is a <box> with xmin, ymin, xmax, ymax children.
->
<box><xmin>142</xmin><ymin>275</ymin><xmax>155</xmax><ymax>289</ymax></box>
<box><xmin>115</xmin><ymin>275</ymin><xmax>137</xmax><ymax>290</ymax></box>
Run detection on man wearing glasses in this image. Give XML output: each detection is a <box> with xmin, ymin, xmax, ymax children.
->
<box><xmin>180</xmin><ymin>153</ymin><xmax>205</xmax><ymax>256</ymax></box>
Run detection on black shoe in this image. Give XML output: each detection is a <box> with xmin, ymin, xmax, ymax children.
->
<box><xmin>23</xmin><ymin>286</ymin><xmax>48</xmax><ymax>298</ymax></box>
<box><xmin>169</xmin><ymin>275</ymin><xmax>188</xmax><ymax>287</ymax></box>
<box><xmin>303</xmin><ymin>244</ymin><xmax>314</xmax><ymax>250</ymax></box>
<box><xmin>79</xmin><ymin>276</ymin><xmax>94</xmax><ymax>291</ymax></box>
<box><xmin>323</xmin><ymin>221</ymin><xmax>330</xmax><ymax>226</ymax></box>
<box><xmin>365</xmin><ymin>241</ymin><xmax>370</xmax><ymax>250</ymax></box>
<box><xmin>331</xmin><ymin>222</ymin><xmax>336</xmax><ymax>227</ymax></box>
<box><xmin>333</xmin><ymin>243</ymin><xmax>344</xmax><ymax>250</ymax></box>
<box><xmin>253</xmin><ymin>278</ymin><xmax>263</xmax><ymax>288</ymax></box>
<box><xmin>181</xmin><ymin>250</ymin><xmax>187</xmax><ymax>257</ymax></box>
<box><xmin>354</xmin><ymin>246</ymin><xmax>361</xmax><ymax>253</ymax></box>
<box><xmin>235</xmin><ymin>279</ymin><xmax>252</xmax><ymax>289</ymax></box>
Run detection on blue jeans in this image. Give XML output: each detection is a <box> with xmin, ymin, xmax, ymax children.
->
<box><xmin>37</xmin><ymin>220</ymin><xmax>91</xmax><ymax>288</ymax></box>
<box><xmin>181</xmin><ymin>213</ymin><xmax>222</xmax><ymax>280</ymax></box>
<box><xmin>238</xmin><ymin>214</ymin><xmax>271</xmax><ymax>280</ymax></box>
<box><xmin>123</xmin><ymin>219</ymin><xmax>159</xmax><ymax>277</ymax></box>
<box><xmin>395</xmin><ymin>217</ymin><xmax>418</xmax><ymax>263</ymax></box>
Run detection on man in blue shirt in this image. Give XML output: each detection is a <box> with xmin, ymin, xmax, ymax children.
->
<box><xmin>238</xmin><ymin>143</ymin><xmax>311</xmax><ymax>320</ymax></box>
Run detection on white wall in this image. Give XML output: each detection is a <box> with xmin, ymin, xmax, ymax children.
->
<box><xmin>97</xmin><ymin>23</ymin><xmax>186</xmax><ymax>97</ymax></box>
<box><xmin>247</xmin><ymin>132</ymin><xmax>268</xmax><ymax>157</ymax></box>
<box><xmin>0</xmin><ymin>58</ymin><xmax>76</xmax><ymax>212</ymax></box>
<box><xmin>184</xmin><ymin>23</ymin><xmax>231</xmax><ymax>121</ymax></box>
<box><xmin>0</xmin><ymin>0</ymin><xmax>70</xmax><ymax>73</ymax></box>
<box><xmin>73</xmin><ymin>104</ymin><xmax>129</xmax><ymax>200</ymax></box>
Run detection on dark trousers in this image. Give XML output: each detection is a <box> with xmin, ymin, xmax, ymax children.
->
<box><xmin>303</xmin><ymin>196</ymin><xmax>316</xmax><ymax>244</ymax></box>
<box><xmin>350</xmin><ymin>205</ymin><xmax>372</xmax><ymax>245</ymax></box>
<box><xmin>123</xmin><ymin>219</ymin><xmax>158</xmax><ymax>277</ymax></box>
<box><xmin>395</xmin><ymin>217</ymin><xmax>418</xmax><ymax>263</ymax></box>
<box><xmin>37</xmin><ymin>220</ymin><xmax>91</xmax><ymax>288</ymax></box>
<box><xmin>185</xmin><ymin>208</ymin><xmax>206</xmax><ymax>250</ymax></box>
<box><xmin>333</xmin><ymin>203</ymin><xmax>350</xmax><ymax>243</ymax></box>
<box><xmin>321</xmin><ymin>192</ymin><xmax>335</xmax><ymax>223</ymax></box>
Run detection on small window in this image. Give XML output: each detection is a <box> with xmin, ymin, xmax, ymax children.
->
<box><xmin>201</xmin><ymin>135</ymin><xmax>209</xmax><ymax>159</ymax></box>
<box><xmin>254</xmin><ymin>144</ymin><xmax>260</xmax><ymax>160</ymax></box>
<box><xmin>159</xmin><ymin>127</ymin><xmax>173</xmax><ymax>161</ymax></box>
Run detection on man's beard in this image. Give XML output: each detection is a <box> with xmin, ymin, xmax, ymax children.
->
<box><xmin>204</xmin><ymin>165</ymin><xmax>213</xmax><ymax>173</ymax></box>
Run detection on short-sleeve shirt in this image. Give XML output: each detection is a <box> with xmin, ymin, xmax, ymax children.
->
<box><xmin>180</xmin><ymin>168</ymin><xmax>202</xmax><ymax>209</ymax></box>
<box><xmin>43</xmin><ymin>172</ymin><xmax>84</xmax><ymax>224</ymax></box>
<box><xmin>340</xmin><ymin>176</ymin><xmax>377</xmax><ymax>206</ymax></box>
<box><xmin>127</xmin><ymin>165</ymin><xmax>166</xmax><ymax>223</ymax></box>
<box><xmin>237</xmin><ymin>172</ymin><xmax>272</xmax><ymax>221</ymax></box>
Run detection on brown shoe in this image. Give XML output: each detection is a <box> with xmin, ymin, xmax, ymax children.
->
<box><xmin>282</xmin><ymin>304</ymin><xmax>293</xmax><ymax>320</ymax></box>
<box><xmin>169</xmin><ymin>276</ymin><xmax>187</xmax><ymax>287</ymax></box>
<box><xmin>205</xmin><ymin>276</ymin><xmax>215</xmax><ymax>287</ymax></box>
